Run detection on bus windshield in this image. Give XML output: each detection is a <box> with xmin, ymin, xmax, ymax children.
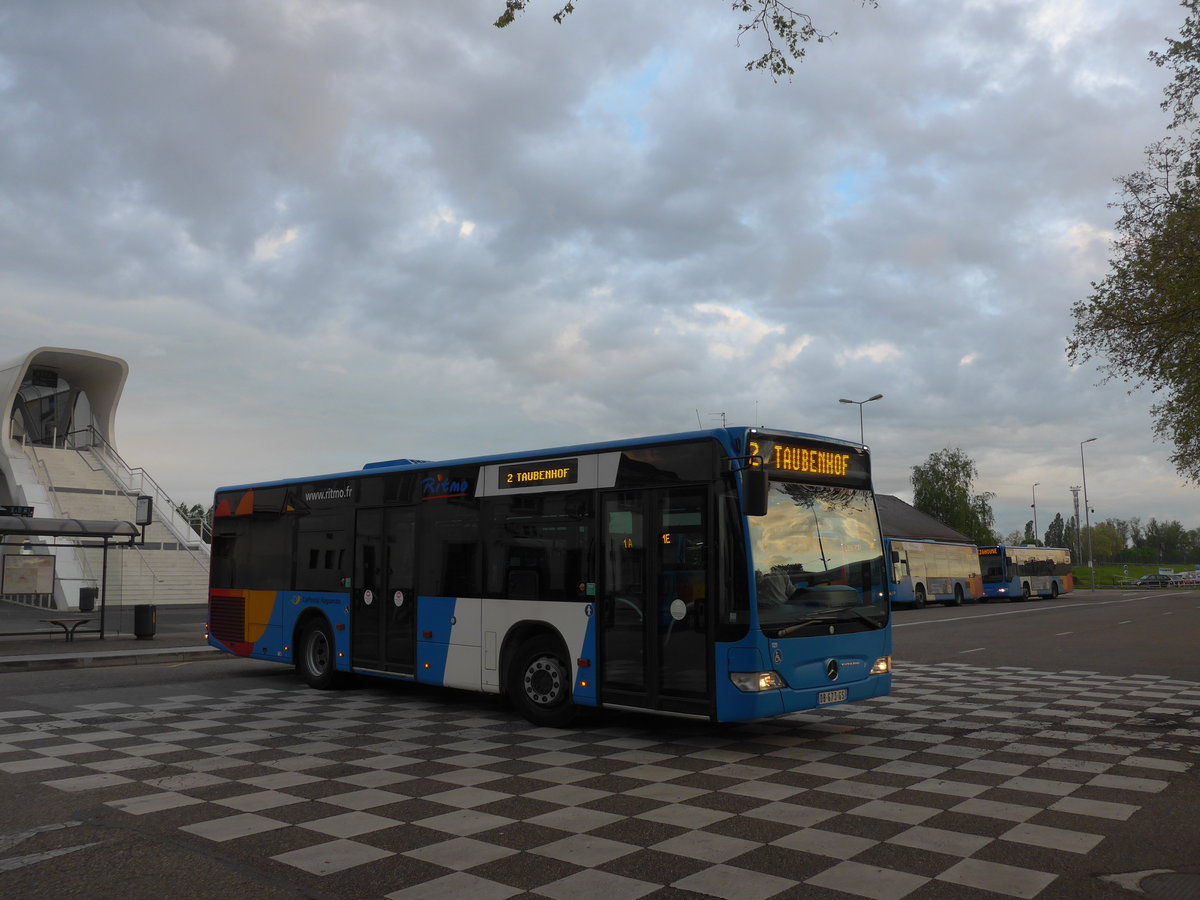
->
<box><xmin>749</xmin><ymin>482</ymin><xmax>887</xmax><ymax>637</ymax></box>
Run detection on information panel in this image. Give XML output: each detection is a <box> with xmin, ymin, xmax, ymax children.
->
<box><xmin>498</xmin><ymin>458</ymin><xmax>579</xmax><ymax>490</ymax></box>
<box><xmin>2</xmin><ymin>555</ymin><xmax>55</xmax><ymax>594</ymax></box>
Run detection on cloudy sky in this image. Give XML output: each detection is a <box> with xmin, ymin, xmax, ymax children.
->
<box><xmin>1</xmin><ymin>0</ymin><xmax>1194</xmax><ymax>538</ymax></box>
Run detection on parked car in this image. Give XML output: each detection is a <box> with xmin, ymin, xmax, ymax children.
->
<box><xmin>1133</xmin><ymin>574</ymin><xmax>1175</xmax><ymax>586</ymax></box>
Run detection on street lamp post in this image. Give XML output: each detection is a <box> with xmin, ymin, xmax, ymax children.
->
<box><xmin>1031</xmin><ymin>482</ymin><xmax>1040</xmax><ymax>545</ymax></box>
<box><xmin>838</xmin><ymin>394</ymin><xmax>883</xmax><ymax>445</ymax></box>
<box><xmin>1080</xmin><ymin>438</ymin><xmax>1097</xmax><ymax>589</ymax></box>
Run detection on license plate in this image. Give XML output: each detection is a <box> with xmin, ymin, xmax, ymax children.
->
<box><xmin>818</xmin><ymin>689</ymin><xmax>848</xmax><ymax>705</ymax></box>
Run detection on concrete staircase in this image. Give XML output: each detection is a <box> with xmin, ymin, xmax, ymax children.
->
<box><xmin>23</xmin><ymin>446</ymin><xmax>209</xmax><ymax>608</ymax></box>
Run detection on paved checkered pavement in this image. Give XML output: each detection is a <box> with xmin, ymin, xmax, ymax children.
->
<box><xmin>2</xmin><ymin>662</ymin><xmax>1198</xmax><ymax>899</ymax></box>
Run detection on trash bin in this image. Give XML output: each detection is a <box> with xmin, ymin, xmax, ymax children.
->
<box><xmin>134</xmin><ymin>604</ymin><xmax>156</xmax><ymax>640</ymax></box>
<box><xmin>79</xmin><ymin>586</ymin><xmax>98</xmax><ymax>613</ymax></box>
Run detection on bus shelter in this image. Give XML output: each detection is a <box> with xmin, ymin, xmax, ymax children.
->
<box><xmin>0</xmin><ymin>515</ymin><xmax>138</xmax><ymax>639</ymax></box>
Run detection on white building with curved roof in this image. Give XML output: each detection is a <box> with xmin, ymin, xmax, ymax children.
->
<box><xmin>1</xmin><ymin>347</ymin><xmax>209</xmax><ymax>610</ymax></box>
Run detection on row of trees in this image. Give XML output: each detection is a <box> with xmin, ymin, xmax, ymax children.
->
<box><xmin>910</xmin><ymin>448</ymin><xmax>1198</xmax><ymax>563</ymax></box>
<box><xmin>1006</xmin><ymin>514</ymin><xmax>1200</xmax><ymax>565</ymax></box>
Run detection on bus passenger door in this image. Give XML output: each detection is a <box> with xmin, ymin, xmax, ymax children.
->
<box><xmin>891</xmin><ymin>547</ymin><xmax>907</xmax><ymax>585</ymax></box>
<box><xmin>600</xmin><ymin>493</ymin><xmax>646</xmax><ymax>697</ymax></box>
<box><xmin>353</xmin><ymin>507</ymin><xmax>416</xmax><ymax>676</ymax></box>
<box><xmin>382</xmin><ymin>507</ymin><xmax>416</xmax><ymax>676</ymax></box>
<box><xmin>600</xmin><ymin>489</ymin><xmax>710</xmax><ymax>717</ymax></box>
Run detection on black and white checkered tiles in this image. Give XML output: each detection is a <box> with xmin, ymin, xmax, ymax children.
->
<box><xmin>2</xmin><ymin>663</ymin><xmax>1197</xmax><ymax>899</ymax></box>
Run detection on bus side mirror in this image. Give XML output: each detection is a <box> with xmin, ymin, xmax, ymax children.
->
<box><xmin>743</xmin><ymin>468</ymin><xmax>769</xmax><ymax>517</ymax></box>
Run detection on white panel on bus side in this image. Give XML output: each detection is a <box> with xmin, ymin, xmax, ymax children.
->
<box><xmin>449</xmin><ymin>597</ymin><xmax>482</xmax><ymax>646</ymax></box>
<box><xmin>444</xmin><ymin>643</ymin><xmax>483</xmax><ymax>693</ymax></box>
<box><xmin>478</xmin><ymin>598</ymin><xmax>592</xmax><ymax>691</ymax></box>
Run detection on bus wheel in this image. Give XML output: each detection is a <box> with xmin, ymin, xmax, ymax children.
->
<box><xmin>298</xmin><ymin>619</ymin><xmax>337</xmax><ymax>690</ymax></box>
<box><xmin>509</xmin><ymin>635</ymin><xmax>577</xmax><ymax>727</ymax></box>
<box><xmin>913</xmin><ymin>586</ymin><xmax>926</xmax><ymax>609</ymax></box>
<box><xmin>950</xmin><ymin>585</ymin><xmax>964</xmax><ymax>607</ymax></box>
<box><xmin>1050</xmin><ymin>582</ymin><xmax>1059</xmax><ymax>599</ymax></box>
<box><xmin>1021</xmin><ymin>583</ymin><xmax>1032</xmax><ymax>601</ymax></box>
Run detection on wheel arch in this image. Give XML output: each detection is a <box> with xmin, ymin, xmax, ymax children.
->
<box><xmin>292</xmin><ymin>607</ymin><xmax>349</xmax><ymax>673</ymax></box>
<box><xmin>293</xmin><ymin>608</ymin><xmax>333</xmax><ymax>654</ymax></box>
<box><xmin>499</xmin><ymin>620</ymin><xmax>571</xmax><ymax>695</ymax></box>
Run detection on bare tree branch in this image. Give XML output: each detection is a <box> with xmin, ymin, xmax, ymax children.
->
<box><xmin>494</xmin><ymin>0</ymin><xmax>879</xmax><ymax>80</ymax></box>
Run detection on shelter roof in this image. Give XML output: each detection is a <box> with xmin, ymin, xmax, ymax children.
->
<box><xmin>0</xmin><ymin>517</ymin><xmax>138</xmax><ymax>539</ymax></box>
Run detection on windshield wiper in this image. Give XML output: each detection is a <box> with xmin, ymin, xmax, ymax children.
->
<box><xmin>840</xmin><ymin>607</ymin><xmax>885</xmax><ymax>629</ymax></box>
<box><xmin>774</xmin><ymin>615</ymin><xmax>837</xmax><ymax>637</ymax></box>
<box><xmin>773</xmin><ymin>607</ymin><xmax>884</xmax><ymax>638</ymax></box>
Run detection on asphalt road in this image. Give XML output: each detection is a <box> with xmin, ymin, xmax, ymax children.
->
<box><xmin>892</xmin><ymin>588</ymin><xmax>1200</xmax><ymax>682</ymax></box>
<box><xmin>0</xmin><ymin>591</ymin><xmax>1197</xmax><ymax>900</ymax></box>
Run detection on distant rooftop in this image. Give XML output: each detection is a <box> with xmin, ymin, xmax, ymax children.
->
<box><xmin>876</xmin><ymin>494</ymin><xmax>974</xmax><ymax>544</ymax></box>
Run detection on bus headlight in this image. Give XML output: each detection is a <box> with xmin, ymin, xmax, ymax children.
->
<box><xmin>870</xmin><ymin>656</ymin><xmax>892</xmax><ymax>675</ymax></box>
<box><xmin>730</xmin><ymin>671</ymin><xmax>785</xmax><ymax>692</ymax></box>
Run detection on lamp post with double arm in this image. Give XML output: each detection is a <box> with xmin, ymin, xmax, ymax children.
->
<box><xmin>838</xmin><ymin>394</ymin><xmax>883</xmax><ymax>446</ymax></box>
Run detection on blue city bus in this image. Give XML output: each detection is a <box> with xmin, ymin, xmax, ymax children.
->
<box><xmin>978</xmin><ymin>545</ymin><xmax>1074</xmax><ymax>601</ymax></box>
<box><xmin>886</xmin><ymin>538</ymin><xmax>983</xmax><ymax>608</ymax></box>
<box><xmin>207</xmin><ymin>428</ymin><xmax>892</xmax><ymax>726</ymax></box>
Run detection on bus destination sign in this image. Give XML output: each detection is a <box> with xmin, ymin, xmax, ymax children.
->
<box><xmin>499</xmin><ymin>458</ymin><xmax>579</xmax><ymax>490</ymax></box>
<box><xmin>749</xmin><ymin>436</ymin><xmax>869</xmax><ymax>487</ymax></box>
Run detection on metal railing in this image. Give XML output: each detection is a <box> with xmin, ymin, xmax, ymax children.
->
<box><xmin>67</xmin><ymin>427</ymin><xmax>212</xmax><ymax>558</ymax></box>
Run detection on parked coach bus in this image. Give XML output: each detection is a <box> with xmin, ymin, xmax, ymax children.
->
<box><xmin>978</xmin><ymin>545</ymin><xmax>1073</xmax><ymax>601</ymax></box>
<box><xmin>207</xmin><ymin>428</ymin><xmax>892</xmax><ymax>726</ymax></box>
<box><xmin>886</xmin><ymin>538</ymin><xmax>983</xmax><ymax>607</ymax></box>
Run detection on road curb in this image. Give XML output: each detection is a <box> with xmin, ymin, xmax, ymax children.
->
<box><xmin>0</xmin><ymin>645</ymin><xmax>224</xmax><ymax>673</ymax></box>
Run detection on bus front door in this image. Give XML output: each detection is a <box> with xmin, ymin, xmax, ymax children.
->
<box><xmin>353</xmin><ymin>507</ymin><xmax>416</xmax><ymax>676</ymax></box>
<box><xmin>600</xmin><ymin>488</ymin><xmax>711</xmax><ymax>717</ymax></box>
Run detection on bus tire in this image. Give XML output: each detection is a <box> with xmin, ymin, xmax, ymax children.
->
<box><xmin>913</xmin><ymin>586</ymin><xmax>926</xmax><ymax>609</ymax></box>
<box><xmin>508</xmin><ymin>634</ymin><xmax>577</xmax><ymax>728</ymax></box>
<box><xmin>297</xmin><ymin>619</ymin><xmax>338</xmax><ymax>690</ymax></box>
<box><xmin>1050</xmin><ymin>582</ymin><xmax>1059</xmax><ymax>599</ymax></box>
<box><xmin>950</xmin><ymin>584</ymin><xmax>964</xmax><ymax>607</ymax></box>
<box><xmin>1021</xmin><ymin>582</ymin><xmax>1032</xmax><ymax>601</ymax></box>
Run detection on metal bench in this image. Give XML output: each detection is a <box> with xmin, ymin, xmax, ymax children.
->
<box><xmin>40</xmin><ymin>617</ymin><xmax>94</xmax><ymax>642</ymax></box>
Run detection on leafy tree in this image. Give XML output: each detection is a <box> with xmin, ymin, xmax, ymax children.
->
<box><xmin>1002</xmin><ymin>529</ymin><xmax>1023</xmax><ymax>546</ymax></box>
<box><xmin>1143</xmin><ymin>517</ymin><xmax>1191</xmax><ymax>561</ymax></box>
<box><xmin>1063</xmin><ymin>515</ymin><xmax>1079</xmax><ymax>563</ymax></box>
<box><xmin>910</xmin><ymin>448</ymin><xmax>997</xmax><ymax>546</ymax></box>
<box><xmin>493</xmin><ymin>0</ymin><xmax>879</xmax><ymax>79</ymax></box>
<box><xmin>1106</xmin><ymin>517</ymin><xmax>1131</xmax><ymax>550</ymax></box>
<box><xmin>1022</xmin><ymin>520</ymin><xmax>1042</xmax><ymax>545</ymax></box>
<box><xmin>1126</xmin><ymin>545</ymin><xmax>1156</xmax><ymax>564</ymax></box>
<box><xmin>1068</xmin><ymin>1</ymin><xmax>1200</xmax><ymax>482</ymax></box>
<box><xmin>1089</xmin><ymin>522</ymin><xmax>1124</xmax><ymax>562</ymax></box>
<box><xmin>1044</xmin><ymin>512</ymin><xmax>1065</xmax><ymax>549</ymax></box>
<box><xmin>1129</xmin><ymin>516</ymin><xmax>1144</xmax><ymax>548</ymax></box>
